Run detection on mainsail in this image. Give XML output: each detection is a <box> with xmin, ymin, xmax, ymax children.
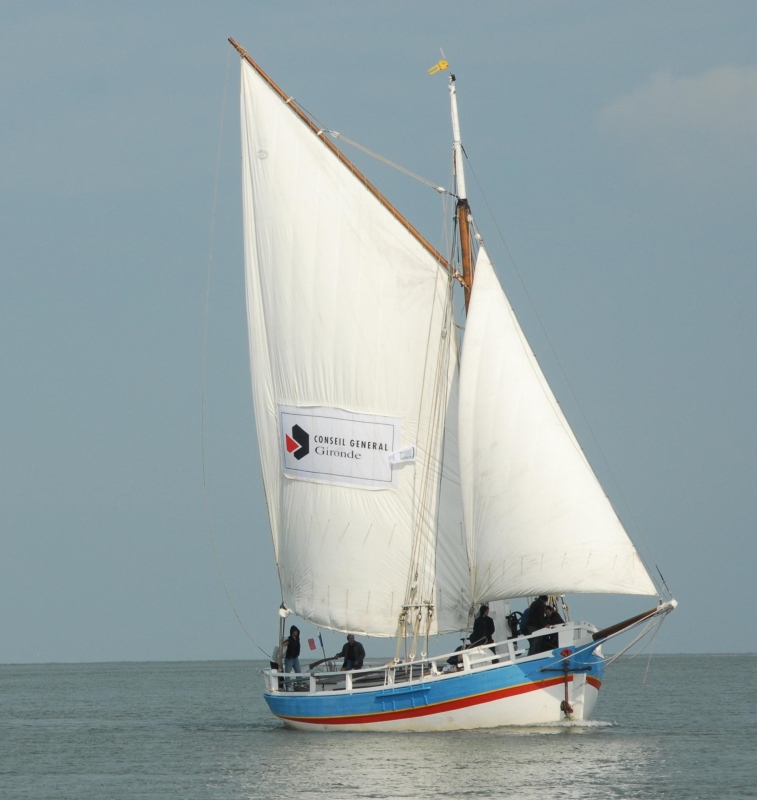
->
<box><xmin>458</xmin><ymin>247</ymin><xmax>657</xmax><ymax>600</ymax></box>
<box><xmin>239</xmin><ymin>52</ymin><xmax>656</xmax><ymax>641</ymax></box>
<box><xmin>240</xmin><ymin>59</ymin><xmax>462</xmax><ymax>636</ymax></box>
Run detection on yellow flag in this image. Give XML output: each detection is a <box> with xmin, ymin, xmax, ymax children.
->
<box><xmin>427</xmin><ymin>60</ymin><xmax>449</xmax><ymax>76</ymax></box>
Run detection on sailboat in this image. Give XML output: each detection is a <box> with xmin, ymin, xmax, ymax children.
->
<box><xmin>229</xmin><ymin>39</ymin><xmax>676</xmax><ymax>732</ymax></box>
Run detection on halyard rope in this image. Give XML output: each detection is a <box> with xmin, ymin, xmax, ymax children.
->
<box><xmin>324</xmin><ymin>130</ymin><xmax>450</xmax><ymax>195</ymax></box>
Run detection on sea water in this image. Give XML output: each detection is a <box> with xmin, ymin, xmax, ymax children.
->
<box><xmin>1</xmin><ymin>655</ymin><xmax>755</xmax><ymax>799</ymax></box>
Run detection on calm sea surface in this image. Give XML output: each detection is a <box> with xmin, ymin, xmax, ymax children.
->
<box><xmin>1</xmin><ymin>655</ymin><xmax>755</xmax><ymax>799</ymax></box>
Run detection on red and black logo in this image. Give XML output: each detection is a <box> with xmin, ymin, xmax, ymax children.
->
<box><xmin>285</xmin><ymin>424</ymin><xmax>309</xmax><ymax>460</ymax></box>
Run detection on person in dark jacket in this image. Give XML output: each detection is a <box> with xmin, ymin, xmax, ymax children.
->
<box><xmin>470</xmin><ymin>604</ymin><xmax>495</xmax><ymax>647</ymax></box>
<box><xmin>541</xmin><ymin>603</ymin><xmax>565</xmax><ymax>651</ymax></box>
<box><xmin>527</xmin><ymin>596</ymin><xmax>563</xmax><ymax>654</ymax></box>
<box><xmin>526</xmin><ymin>596</ymin><xmax>550</xmax><ymax>635</ymax></box>
<box><xmin>282</xmin><ymin>625</ymin><xmax>301</xmax><ymax>689</ymax></box>
<box><xmin>446</xmin><ymin>638</ymin><xmax>468</xmax><ymax>670</ymax></box>
<box><xmin>336</xmin><ymin>634</ymin><xmax>365</xmax><ymax>670</ymax></box>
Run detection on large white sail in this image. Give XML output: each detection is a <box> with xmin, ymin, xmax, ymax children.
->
<box><xmin>240</xmin><ymin>61</ymin><xmax>458</xmax><ymax>635</ymax></box>
<box><xmin>458</xmin><ymin>247</ymin><xmax>657</xmax><ymax>600</ymax></box>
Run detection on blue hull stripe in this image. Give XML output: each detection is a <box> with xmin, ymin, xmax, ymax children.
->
<box><xmin>266</xmin><ymin>651</ymin><xmax>604</xmax><ymax>726</ymax></box>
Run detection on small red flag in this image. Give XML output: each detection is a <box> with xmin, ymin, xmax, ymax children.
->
<box><xmin>308</xmin><ymin>637</ymin><xmax>317</xmax><ymax>650</ymax></box>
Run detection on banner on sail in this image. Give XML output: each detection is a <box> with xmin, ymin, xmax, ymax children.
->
<box><xmin>279</xmin><ymin>405</ymin><xmax>402</xmax><ymax>490</ymax></box>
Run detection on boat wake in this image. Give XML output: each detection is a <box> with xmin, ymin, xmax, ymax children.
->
<box><xmin>491</xmin><ymin>719</ymin><xmax>617</xmax><ymax>735</ymax></box>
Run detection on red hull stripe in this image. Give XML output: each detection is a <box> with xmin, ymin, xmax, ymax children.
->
<box><xmin>279</xmin><ymin>674</ymin><xmax>596</xmax><ymax>727</ymax></box>
<box><xmin>586</xmin><ymin>675</ymin><xmax>602</xmax><ymax>691</ymax></box>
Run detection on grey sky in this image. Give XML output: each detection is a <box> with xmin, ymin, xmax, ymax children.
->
<box><xmin>2</xmin><ymin>1</ymin><xmax>755</xmax><ymax>663</ymax></box>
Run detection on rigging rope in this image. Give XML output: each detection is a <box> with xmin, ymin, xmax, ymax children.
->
<box><xmin>288</xmin><ymin>93</ymin><xmax>451</xmax><ymax>196</ymax></box>
<box><xmin>603</xmin><ymin>614</ymin><xmax>666</xmax><ymax>668</ymax></box>
<box><xmin>202</xmin><ymin>48</ymin><xmax>271</xmax><ymax>662</ymax></box>
<box><xmin>395</xmin><ymin>160</ymin><xmax>459</xmax><ymax>659</ymax></box>
<box><xmin>400</xmin><ymin>259</ymin><xmax>456</xmax><ymax>659</ymax></box>
<box><xmin>641</xmin><ymin>622</ymin><xmax>664</xmax><ymax>686</ymax></box>
<box><xmin>324</xmin><ymin>130</ymin><xmax>450</xmax><ymax>195</ymax></box>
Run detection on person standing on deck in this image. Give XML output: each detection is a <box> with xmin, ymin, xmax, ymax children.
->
<box><xmin>542</xmin><ymin>603</ymin><xmax>565</xmax><ymax>651</ymax></box>
<box><xmin>526</xmin><ymin>596</ymin><xmax>555</xmax><ymax>655</ymax></box>
<box><xmin>282</xmin><ymin>625</ymin><xmax>301</xmax><ymax>689</ymax></box>
<box><xmin>336</xmin><ymin>634</ymin><xmax>365</xmax><ymax>671</ymax></box>
<box><xmin>470</xmin><ymin>604</ymin><xmax>495</xmax><ymax>647</ymax></box>
<box><xmin>526</xmin><ymin>596</ymin><xmax>550</xmax><ymax>634</ymax></box>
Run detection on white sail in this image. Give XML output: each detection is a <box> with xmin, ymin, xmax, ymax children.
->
<box><xmin>458</xmin><ymin>247</ymin><xmax>657</xmax><ymax>600</ymax></box>
<box><xmin>240</xmin><ymin>61</ymin><xmax>458</xmax><ymax>635</ymax></box>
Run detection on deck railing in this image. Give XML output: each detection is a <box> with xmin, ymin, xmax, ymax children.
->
<box><xmin>264</xmin><ymin>620</ymin><xmax>598</xmax><ymax>694</ymax></box>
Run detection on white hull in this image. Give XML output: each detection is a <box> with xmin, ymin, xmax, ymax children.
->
<box><xmin>264</xmin><ymin>625</ymin><xmax>608</xmax><ymax>732</ymax></box>
<box><xmin>280</xmin><ymin>675</ymin><xmax>600</xmax><ymax>732</ymax></box>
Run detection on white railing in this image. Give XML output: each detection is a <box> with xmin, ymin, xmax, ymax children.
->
<box><xmin>264</xmin><ymin>621</ymin><xmax>599</xmax><ymax>694</ymax></box>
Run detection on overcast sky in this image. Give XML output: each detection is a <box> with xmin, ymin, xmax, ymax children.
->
<box><xmin>2</xmin><ymin>1</ymin><xmax>755</xmax><ymax>663</ymax></box>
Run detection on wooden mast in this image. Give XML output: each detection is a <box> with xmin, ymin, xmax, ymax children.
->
<box><xmin>457</xmin><ymin>200</ymin><xmax>473</xmax><ymax>312</ymax></box>
<box><xmin>228</xmin><ymin>38</ymin><xmax>454</xmax><ymax>280</ymax></box>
